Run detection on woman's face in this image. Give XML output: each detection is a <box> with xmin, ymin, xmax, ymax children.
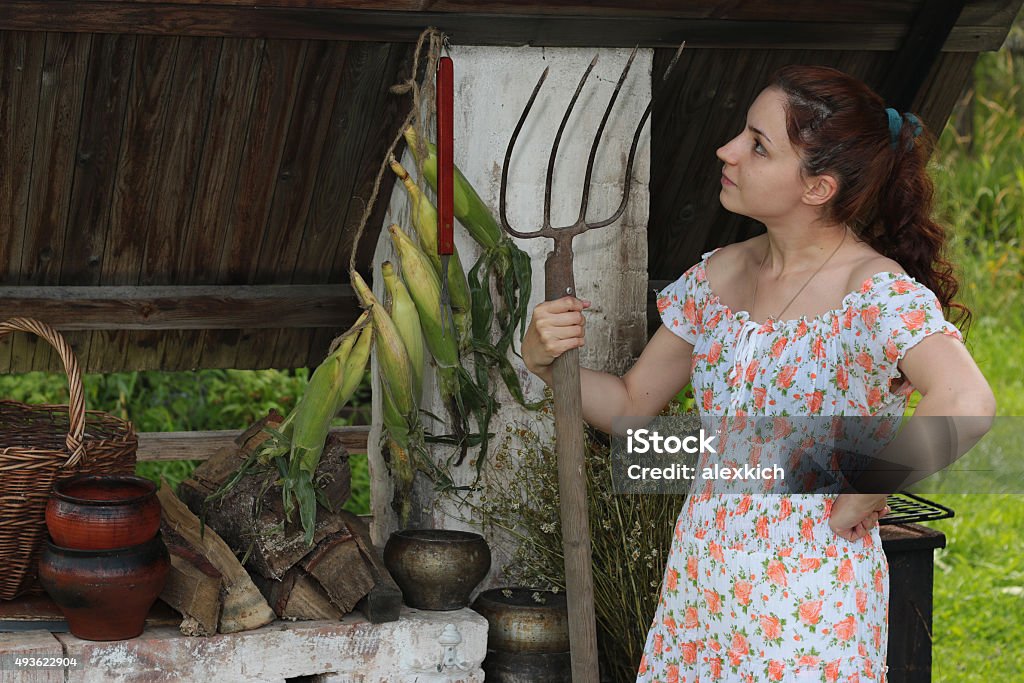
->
<box><xmin>716</xmin><ymin>87</ymin><xmax>811</xmax><ymax>222</ymax></box>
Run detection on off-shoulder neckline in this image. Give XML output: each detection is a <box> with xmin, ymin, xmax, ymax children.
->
<box><xmin>697</xmin><ymin>247</ymin><xmax>918</xmax><ymax>329</ymax></box>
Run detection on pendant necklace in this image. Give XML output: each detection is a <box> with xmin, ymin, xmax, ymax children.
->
<box><xmin>750</xmin><ymin>228</ymin><xmax>848</xmax><ymax>321</ymax></box>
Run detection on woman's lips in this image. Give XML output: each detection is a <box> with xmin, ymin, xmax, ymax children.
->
<box><xmin>721</xmin><ymin>174</ymin><xmax>736</xmax><ymax>187</ymax></box>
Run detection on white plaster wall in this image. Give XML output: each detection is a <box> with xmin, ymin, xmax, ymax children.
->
<box><xmin>369</xmin><ymin>47</ymin><xmax>652</xmax><ymax>585</ymax></box>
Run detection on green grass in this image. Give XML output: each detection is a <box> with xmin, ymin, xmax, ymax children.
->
<box><xmin>927</xmin><ymin>493</ymin><xmax>1024</xmax><ymax>682</ymax></box>
<box><xmin>925</xmin><ymin>26</ymin><xmax>1024</xmax><ymax>682</ymax></box>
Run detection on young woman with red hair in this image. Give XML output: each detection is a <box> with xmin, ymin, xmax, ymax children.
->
<box><xmin>522</xmin><ymin>65</ymin><xmax>995</xmax><ymax>681</ymax></box>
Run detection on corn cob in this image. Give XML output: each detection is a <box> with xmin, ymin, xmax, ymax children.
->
<box><xmin>381</xmin><ymin>261</ymin><xmax>424</xmax><ymax>399</ymax></box>
<box><xmin>352</xmin><ymin>268</ymin><xmax>425</xmax><ymax>523</ymax></box>
<box><xmin>388</xmin><ymin>225</ymin><xmax>460</xmax><ymax>369</ymax></box>
<box><xmin>339</xmin><ymin>319</ymin><xmax>373</xmax><ymax>404</ymax></box>
<box><xmin>389</xmin><ymin>155</ymin><xmax>472</xmax><ymax>342</ymax></box>
<box><xmin>273</xmin><ymin>310</ymin><xmax>370</xmax><ymax>543</ymax></box>
<box><xmin>404</xmin><ymin>125</ymin><xmax>501</xmax><ymax>250</ymax></box>
<box><xmin>403</xmin><ymin>127</ymin><xmax>533</xmax><ymax>345</ymax></box>
<box><xmin>290</xmin><ymin>322</ymin><xmax>358</xmax><ymax>472</ymax></box>
<box><xmin>350</xmin><ymin>269</ymin><xmax>416</xmax><ymax>421</ymax></box>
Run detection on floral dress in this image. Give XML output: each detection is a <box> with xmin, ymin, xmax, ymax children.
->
<box><xmin>637</xmin><ymin>249</ymin><xmax>963</xmax><ymax>683</ymax></box>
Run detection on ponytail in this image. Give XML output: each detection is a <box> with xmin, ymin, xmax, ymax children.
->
<box><xmin>871</xmin><ymin>117</ymin><xmax>970</xmax><ymax>330</ymax></box>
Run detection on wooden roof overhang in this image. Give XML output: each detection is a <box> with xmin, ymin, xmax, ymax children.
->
<box><xmin>0</xmin><ymin>0</ymin><xmax>1020</xmax><ymax>372</ymax></box>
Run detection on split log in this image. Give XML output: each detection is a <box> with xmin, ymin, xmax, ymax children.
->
<box><xmin>300</xmin><ymin>531</ymin><xmax>375</xmax><ymax>614</ymax></box>
<box><xmin>157</xmin><ymin>484</ymin><xmax>277</xmax><ymax>633</ymax></box>
<box><xmin>160</xmin><ymin>538</ymin><xmax>224</xmax><ymax>636</ymax></box>
<box><xmin>177</xmin><ymin>411</ymin><xmax>352</xmax><ymax>580</ymax></box>
<box><xmin>250</xmin><ymin>567</ymin><xmax>343</xmax><ymax>621</ymax></box>
<box><xmin>340</xmin><ymin>511</ymin><xmax>403</xmax><ymax>624</ymax></box>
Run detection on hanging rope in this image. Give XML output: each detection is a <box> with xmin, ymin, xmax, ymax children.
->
<box><xmin>347</xmin><ymin>27</ymin><xmax>445</xmax><ymax>276</ymax></box>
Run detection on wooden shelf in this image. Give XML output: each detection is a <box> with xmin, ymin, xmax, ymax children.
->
<box><xmin>137</xmin><ymin>426</ymin><xmax>370</xmax><ymax>461</ymax></box>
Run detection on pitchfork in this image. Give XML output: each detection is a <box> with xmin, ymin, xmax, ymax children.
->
<box><xmin>499</xmin><ymin>44</ymin><xmax>683</xmax><ymax>681</ymax></box>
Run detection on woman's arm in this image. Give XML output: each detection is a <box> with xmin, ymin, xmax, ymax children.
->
<box><xmin>829</xmin><ymin>333</ymin><xmax>996</xmax><ymax>541</ymax></box>
<box><xmin>522</xmin><ymin>297</ymin><xmax>695</xmax><ymax>435</ymax></box>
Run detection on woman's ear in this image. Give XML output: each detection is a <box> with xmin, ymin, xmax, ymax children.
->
<box><xmin>803</xmin><ymin>174</ymin><xmax>838</xmax><ymax>207</ymax></box>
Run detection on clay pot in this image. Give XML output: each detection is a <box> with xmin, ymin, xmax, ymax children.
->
<box><xmin>37</xmin><ymin>534</ymin><xmax>170</xmax><ymax>641</ymax></box>
<box><xmin>472</xmin><ymin>588</ymin><xmax>569</xmax><ymax>654</ymax></box>
<box><xmin>383</xmin><ymin>529</ymin><xmax>491</xmax><ymax>610</ymax></box>
<box><xmin>46</xmin><ymin>475</ymin><xmax>160</xmax><ymax>550</ymax></box>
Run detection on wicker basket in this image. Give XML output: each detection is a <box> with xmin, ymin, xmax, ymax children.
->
<box><xmin>0</xmin><ymin>318</ymin><xmax>137</xmax><ymax>600</ymax></box>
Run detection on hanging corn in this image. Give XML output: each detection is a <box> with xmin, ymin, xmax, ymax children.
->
<box><xmin>404</xmin><ymin>125</ymin><xmax>533</xmax><ymax>346</ymax></box>
<box><xmin>351</xmin><ymin>268</ymin><xmax>427</xmax><ymax>520</ymax></box>
<box><xmin>388</xmin><ymin>156</ymin><xmax>473</xmax><ymax>348</ymax></box>
<box><xmin>381</xmin><ymin>261</ymin><xmax>425</xmax><ymax>401</ymax></box>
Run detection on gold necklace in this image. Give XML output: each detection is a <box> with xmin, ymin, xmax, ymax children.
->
<box><xmin>750</xmin><ymin>228</ymin><xmax>848</xmax><ymax>321</ymax></box>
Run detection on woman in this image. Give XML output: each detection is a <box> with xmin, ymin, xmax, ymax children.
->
<box><xmin>521</xmin><ymin>66</ymin><xmax>995</xmax><ymax>682</ymax></box>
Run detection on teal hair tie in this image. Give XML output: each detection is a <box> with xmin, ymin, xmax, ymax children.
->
<box><xmin>886</xmin><ymin>107</ymin><xmax>923</xmax><ymax>150</ymax></box>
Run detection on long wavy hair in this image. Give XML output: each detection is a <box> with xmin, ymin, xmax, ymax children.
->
<box><xmin>768</xmin><ymin>65</ymin><xmax>970</xmax><ymax>330</ymax></box>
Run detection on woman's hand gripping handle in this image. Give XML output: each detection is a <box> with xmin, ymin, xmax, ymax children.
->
<box><xmin>522</xmin><ymin>296</ymin><xmax>591</xmax><ymax>385</ymax></box>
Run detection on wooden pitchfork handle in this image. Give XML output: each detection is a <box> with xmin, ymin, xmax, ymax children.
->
<box><xmin>544</xmin><ymin>240</ymin><xmax>599</xmax><ymax>682</ymax></box>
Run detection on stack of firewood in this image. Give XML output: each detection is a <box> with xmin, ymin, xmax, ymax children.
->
<box><xmin>157</xmin><ymin>414</ymin><xmax>401</xmax><ymax>636</ymax></box>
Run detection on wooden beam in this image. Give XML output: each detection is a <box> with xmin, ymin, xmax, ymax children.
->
<box><xmin>0</xmin><ymin>2</ymin><xmax>1012</xmax><ymax>52</ymax></box>
<box><xmin>879</xmin><ymin>0</ymin><xmax>968</xmax><ymax>111</ymax></box>
<box><xmin>0</xmin><ymin>284</ymin><xmax>360</xmax><ymax>330</ymax></box>
<box><xmin>137</xmin><ymin>426</ymin><xmax>370</xmax><ymax>461</ymax></box>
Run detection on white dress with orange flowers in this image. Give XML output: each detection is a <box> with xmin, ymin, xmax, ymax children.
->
<box><xmin>637</xmin><ymin>249</ymin><xmax>962</xmax><ymax>683</ymax></box>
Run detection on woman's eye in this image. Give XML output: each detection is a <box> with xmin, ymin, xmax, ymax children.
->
<box><xmin>753</xmin><ymin>140</ymin><xmax>767</xmax><ymax>156</ymax></box>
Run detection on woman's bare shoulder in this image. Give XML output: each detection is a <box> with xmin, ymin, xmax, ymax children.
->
<box><xmin>844</xmin><ymin>251</ymin><xmax>907</xmax><ymax>292</ymax></box>
<box><xmin>705</xmin><ymin>236</ymin><xmax>765</xmax><ymax>279</ymax></box>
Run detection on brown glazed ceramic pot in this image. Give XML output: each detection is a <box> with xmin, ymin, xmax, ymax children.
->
<box><xmin>46</xmin><ymin>475</ymin><xmax>161</xmax><ymax>550</ymax></box>
<box><xmin>37</xmin><ymin>534</ymin><xmax>170</xmax><ymax>641</ymax></box>
<box><xmin>383</xmin><ymin>529</ymin><xmax>491</xmax><ymax>610</ymax></box>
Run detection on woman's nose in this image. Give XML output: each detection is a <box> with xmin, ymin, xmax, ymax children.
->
<box><xmin>716</xmin><ymin>135</ymin><xmax>741</xmax><ymax>165</ymax></box>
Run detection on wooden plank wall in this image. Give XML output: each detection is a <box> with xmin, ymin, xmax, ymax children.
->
<box><xmin>0</xmin><ymin>33</ymin><xmax>412</xmax><ymax>373</ymax></box>
<box><xmin>647</xmin><ymin>47</ymin><xmax>979</xmax><ymax>298</ymax></box>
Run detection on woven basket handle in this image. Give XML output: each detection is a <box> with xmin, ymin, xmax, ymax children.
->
<box><xmin>0</xmin><ymin>318</ymin><xmax>86</xmax><ymax>468</ymax></box>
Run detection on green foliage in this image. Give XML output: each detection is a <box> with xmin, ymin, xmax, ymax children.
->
<box><xmin>926</xmin><ymin>20</ymin><xmax>1024</xmax><ymax>681</ymax></box>
<box><xmin>928</xmin><ymin>494</ymin><xmax>1024</xmax><ymax>682</ymax></box>
<box><xmin>0</xmin><ymin>368</ymin><xmax>372</xmax><ymax>514</ymax></box>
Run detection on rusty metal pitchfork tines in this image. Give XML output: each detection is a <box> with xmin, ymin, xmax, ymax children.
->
<box><xmin>499</xmin><ymin>44</ymin><xmax>684</xmax><ymax>281</ymax></box>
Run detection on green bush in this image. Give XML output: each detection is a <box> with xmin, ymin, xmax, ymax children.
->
<box><xmin>927</xmin><ymin>22</ymin><xmax>1024</xmax><ymax>681</ymax></box>
<box><xmin>0</xmin><ymin>369</ymin><xmax>372</xmax><ymax>513</ymax></box>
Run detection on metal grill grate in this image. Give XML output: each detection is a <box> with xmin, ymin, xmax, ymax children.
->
<box><xmin>879</xmin><ymin>492</ymin><xmax>955</xmax><ymax>526</ymax></box>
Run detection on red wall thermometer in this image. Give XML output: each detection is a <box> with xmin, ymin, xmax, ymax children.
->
<box><xmin>436</xmin><ymin>55</ymin><xmax>454</xmax><ymax>257</ymax></box>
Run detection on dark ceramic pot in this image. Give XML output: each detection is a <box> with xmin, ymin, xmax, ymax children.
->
<box><xmin>472</xmin><ymin>588</ymin><xmax>569</xmax><ymax>654</ymax></box>
<box><xmin>481</xmin><ymin>649</ymin><xmax>573</xmax><ymax>683</ymax></box>
<box><xmin>46</xmin><ymin>475</ymin><xmax>160</xmax><ymax>550</ymax></box>
<box><xmin>37</xmin><ymin>534</ymin><xmax>170</xmax><ymax>641</ymax></box>
<box><xmin>383</xmin><ymin>529</ymin><xmax>490</xmax><ymax>610</ymax></box>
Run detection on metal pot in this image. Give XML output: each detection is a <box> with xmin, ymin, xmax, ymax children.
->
<box><xmin>472</xmin><ymin>587</ymin><xmax>569</xmax><ymax>654</ymax></box>
<box><xmin>382</xmin><ymin>528</ymin><xmax>491</xmax><ymax>610</ymax></box>
<box><xmin>482</xmin><ymin>649</ymin><xmax>573</xmax><ymax>683</ymax></box>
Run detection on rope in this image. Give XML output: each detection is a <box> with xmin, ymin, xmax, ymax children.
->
<box><xmin>347</xmin><ymin>27</ymin><xmax>445</xmax><ymax>276</ymax></box>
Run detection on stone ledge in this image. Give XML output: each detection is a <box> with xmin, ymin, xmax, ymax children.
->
<box><xmin>0</xmin><ymin>630</ymin><xmax>64</xmax><ymax>683</ymax></box>
<box><xmin>1</xmin><ymin>608</ymin><xmax>486</xmax><ymax>683</ymax></box>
